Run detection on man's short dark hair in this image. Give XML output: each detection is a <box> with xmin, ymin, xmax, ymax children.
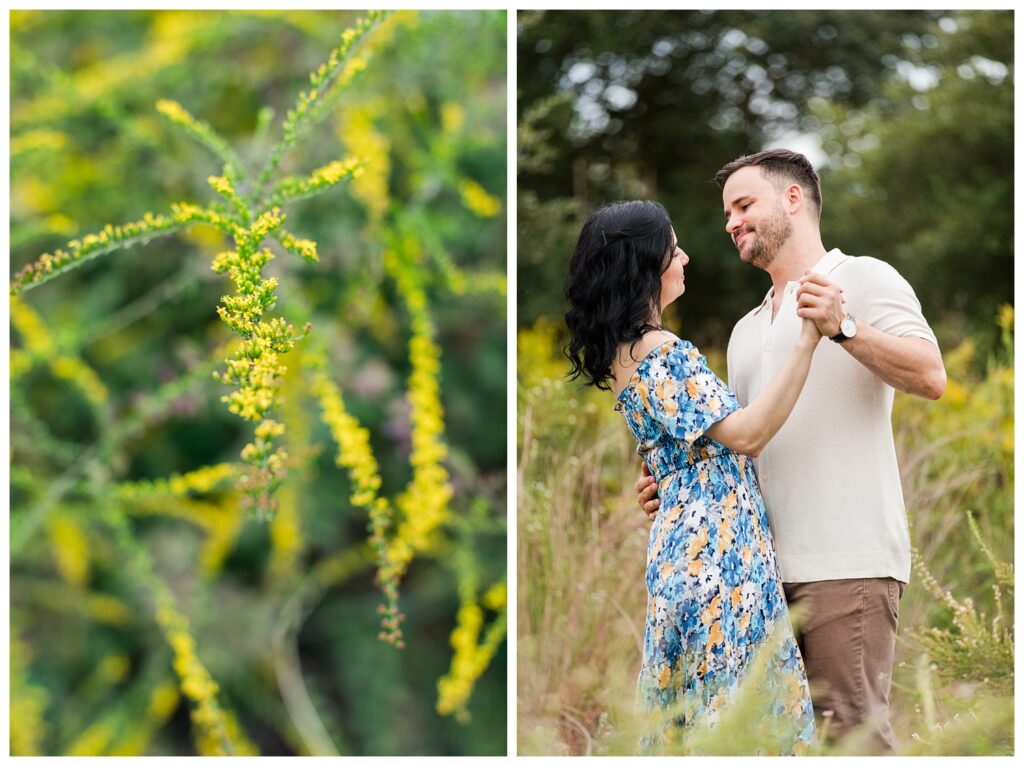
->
<box><xmin>714</xmin><ymin>149</ymin><xmax>822</xmax><ymax>219</ymax></box>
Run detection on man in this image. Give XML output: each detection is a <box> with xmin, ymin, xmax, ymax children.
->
<box><xmin>634</xmin><ymin>149</ymin><xmax>945</xmax><ymax>751</ymax></box>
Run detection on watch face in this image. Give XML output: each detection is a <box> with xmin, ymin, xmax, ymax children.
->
<box><xmin>841</xmin><ymin>317</ymin><xmax>857</xmax><ymax>338</ymax></box>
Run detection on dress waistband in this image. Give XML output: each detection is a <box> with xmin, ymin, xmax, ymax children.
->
<box><xmin>643</xmin><ymin>443</ymin><xmax>729</xmax><ymax>484</ymax></box>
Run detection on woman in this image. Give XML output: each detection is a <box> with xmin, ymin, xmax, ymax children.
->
<box><xmin>564</xmin><ymin>200</ymin><xmax>817</xmax><ymax>753</ymax></box>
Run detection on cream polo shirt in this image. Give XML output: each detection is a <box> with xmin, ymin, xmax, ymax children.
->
<box><xmin>726</xmin><ymin>248</ymin><xmax>938</xmax><ymax>584</ymax></box>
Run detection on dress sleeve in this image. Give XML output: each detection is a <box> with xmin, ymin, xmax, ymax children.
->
<box><xmin>637</xmin><ymin>343</ymin><xmax>740</xmax><ymax>448</ymax></box>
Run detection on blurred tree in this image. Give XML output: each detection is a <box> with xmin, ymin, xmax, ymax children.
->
<box><xmin>517</xmin><ymin>10</ymin><xmax>1012</xmax><ymax>350</ymax></box>
<box><xmin>819</xmin><ymin>10</ymin><xmax>1013</xmax><ymax>349</ymax></box>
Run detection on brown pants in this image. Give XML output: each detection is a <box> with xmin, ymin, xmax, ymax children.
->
<box><xmin>782</xmin><ymin>578</ymin><xmax>905</xmax><ymax>753</ymax></box>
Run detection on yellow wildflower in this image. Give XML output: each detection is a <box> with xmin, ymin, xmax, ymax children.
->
<box><xmin>11</xmin><ymin>296</ymin><xmax>107</xmax><ymax>405</ymax></box>
<box><xmin>10</xmin><ymin>294</ymin><xmax>54</xmax><ymax>355</ymax></box>
<box><xmin>147</xmin><ymin>680</ymin><xmax>182</xmax><ymax>723</ymax></box>
<box><xmin>11</xmin><ymin>210</ymin><xmax>184</xmax><ymax>294</ymax></box>
<box><xmin>86</xmin><ymin>593</ymin><xmax>134</xmax><ymax>625</ymax></box>
<box><xmin>11</xmin><ymin>128</ymin><xmax>66</xmax><ymax>157</ymax></box>
<box><xmin>441</xmin><ymin>102</ymin><xmax>465</xmax><ymax>134</ymax></box>
<box><xmin>281</xmin><ymin>11</ymin><xmax>388</xmax><ymax>144</ymax></box>
<box><xmin>98</xmin><ymin>653</ymin><xmax>130</xmax><ymax>684</ymax></box>
<box><xmin>168</xmin><ymin>463</ymin><xmax>237</xmax><ymax>495</ymax></box>
<box><xmin>45</xmin><ymin>213</ymin><xmax>77</xmax><ymax>235</ymax></box>
<box><xmin>10</xmin><ymin>350</ymin><xmax>32</xmax><ymax>379</ymax></box>
<box><xmin>458</xmin><ymin>178</ymin><xmax>502</xmax><ymax>218</ymax></box>
<box><xmin>272</xmin><ymin>156</ymin><xmax>364</xmax><ymax>205</ymax></box>
<box><xmin>482</xmin><ymin>580</ymin><xmax>507</xmax><ymax>610</ymax></box>
<box><xmin>46</xmin><ymin>512</ymin><xmax>90</xmax><ymax>586</ymax></box>
<box><xmin>436</xmin><ymin>596</ymin><xmax>508</xmax><ymax>721</ymax></box>
<box><xmin>312</xmin><ymin>359</ymin><xmax>400</xmax><ymax>631</ymax></box>
<box><xmin>276</xmin><ymin>227</ymin><xmax>319</xmax><ymax>262</ymax></box>
<box><xmin>153</xmin><ymin>589</ymin><xmax>250</xmax><ymax>755</ymax></box>
<box><xmin>339</xmin><ymin>105</ymin><xmax>389</xmax><ymax>220</ymax></box>
<box><xmin>10</xmin><ymin>637</ymin><xmax>48</xmax><ymax>755</ymax></box>
<box><xmin>51</xmin><ymin>354</ymin><xmax>108</xmax><ymax>405</ymax></box>
<box><xmin>65</xmin><ymin>720</ymin><xmax>116</xmax><ymax>756</ymax></box>
<box><xmin>269</xmin><ymin>358</ymin><xmax>311</xmax><ymax>580</ymax></box>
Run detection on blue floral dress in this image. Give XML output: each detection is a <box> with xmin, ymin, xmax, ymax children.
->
<box><xmin>614</xmin><ymin>339</ymin><xmax>814</xmax><ymax>753</ymax></box>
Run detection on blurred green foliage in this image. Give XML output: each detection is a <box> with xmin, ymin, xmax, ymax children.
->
<box><xmin>517</xmin><ymin>311</ymin><xmax>1013</xmax><ymax>755</ymax></box>
<box><xmin>11</xmin><ymin>9</ymin><xmax>506</xmax><ymax>756</ymax></box>
<box><xmin>517</xmin><ymin>10</ymin><xmax>1012</xmax><ymax>354</ymax></box>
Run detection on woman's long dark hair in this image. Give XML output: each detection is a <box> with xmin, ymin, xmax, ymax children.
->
<box><xmin>564</xmin><ymin>200</ymin><xmax>674</xmax><ymax>390</ymax></box>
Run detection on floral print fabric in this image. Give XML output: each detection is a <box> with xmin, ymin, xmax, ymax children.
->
<box><xmin>614</xmin><ymin>339</ymin><xmax>814</xmax><ymax>753</ymax></box>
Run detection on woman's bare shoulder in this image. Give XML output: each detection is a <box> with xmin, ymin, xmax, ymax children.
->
<box><xmin>610</xmin><ymin>331</ymin><xmax>682</xmax><ymax>393</ymax></box>
<box><xmin>634</xmin><ymin>329</ymin><xmax>680</xmax><ymax>354</ymax></box>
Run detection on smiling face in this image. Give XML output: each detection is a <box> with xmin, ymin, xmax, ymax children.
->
<box><xmin>659</xmin><ymin>227</ymin><xmax>689</xmax><ymax>310</ymax></box>
<box><xmin>722</xmin><ymin>166</ymin><xmax>793</xmax><ymax>270</ymax></box>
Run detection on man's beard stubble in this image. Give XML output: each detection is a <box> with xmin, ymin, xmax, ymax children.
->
<box><xmin>742</xmin><ymin>203</ymin><xmax>792</xmax><ymax>269</ymax></box>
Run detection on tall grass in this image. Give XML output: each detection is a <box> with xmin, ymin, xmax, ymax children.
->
<box><xmin>517</xmin><ymin>311</ymin><xmax>1013</xmax><ymax>755</ymax></box>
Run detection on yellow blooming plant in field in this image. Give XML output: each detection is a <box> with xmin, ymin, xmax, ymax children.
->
<box><xmin>11</xmin><ymin>9</ymin><xmax>506</xmax><ymax>756</ymax></box>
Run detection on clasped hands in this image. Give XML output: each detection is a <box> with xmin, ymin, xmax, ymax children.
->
<box><xmin>796</xmin><ymin>270</ymin><xmax>846</xmax><ymax>338</ymax></box>
<box><xmin>634</xmin><ymin>271</ymin><xmax>846</xmax><ymax>519</ymax></box>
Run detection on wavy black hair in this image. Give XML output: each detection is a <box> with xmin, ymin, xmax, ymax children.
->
<box><xmin>564</xmin><ymin>200</ymin><xmax>675</xmax><ymax>390</ymax></box>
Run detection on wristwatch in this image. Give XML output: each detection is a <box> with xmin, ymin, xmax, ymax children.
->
<box><xmin>830</xmin><ymin>314</ymin><xmax>857</xmax><ymax>343</ymax></box>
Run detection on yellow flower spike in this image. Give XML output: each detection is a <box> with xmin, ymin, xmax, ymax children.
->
<box><xmin>167</xmin><ymin>463</ymin><xmax>237</xmax><ymax>496</ymax></box>
<box><xmin>271</xmin><ymin>156</ymin><xmax>365</xmax><ymax>206</ymax></box>
<box><xmin>208</xmin><ymin>173</ymin><xmax>250</xmax><ymax>222</ymax></box>
<box><xmin>46</xmin><ymin>512</ymin><xmax>90</xmax><ymax>587</ymax></box>
<box><xmin>254</xmin><ymin>419</ymin><xmax>285</xmax><ymax>440</ymax></box>
<box><xmin>85</xmin><ymin>593</ymin><xmax>134</xmax><ymax>625</ymax></box>
<box><xmin>458</xmin><ymin>178</ymin><xmax>502</xmax><ymax>218</ymax></box>
<box><xmin>436</xmin><ymin>595</ymin><xmax>508</xmax><ymax>720</ymax></box>
<box><xmin>269</xmin><ymin>356</ymin><xmax>311</xmax><ymax>581</ymax></box>
<box><xmin>211</xmin><ymin>204</ymin><xmax>302</xmax><ymax>520</ymax></box>
<box><xmin>383</xmin><ymin>244</ymin><xmax>453</xmax><ymax>539</ymax></box>
<box><xmin>156</xmin><ymin>99</ymin><xmax>244</xmax><ymax>177</ymax></box>
<box><xmin>11</xmin><ymin>637</ymin><xmax>48</xmax><ymax>755</ymax></box>
<box><xmin>65</xmin><ymin>720</ymin><xmax>117</xmax><ymax>756</ymax></box>
<box><xmin>147</xmin><ymin>680</ymin><xmax>182</xmax><ymax>723</ymax></box>
<box><xmin>10</xmin><ymin>294</ymin><xmax>55</xmax><ymax>355</ymax></box>
<box><xmin>11</xmin><ymin>296</ymin><xmax>108</xmax><ymax>406</ymax></box>
<box><xmin>310</xmin><ymin>358</ymin><xmax>404</xmax><ymax>640</ymax></box>
<box><xmin>276</xmin><ymin>227</ymin><xmax>319</xmax><ymax>262</ymax></box>
<box><xmin>339</xmin><ymin>105</ymin><xmax>389</xmax><ymax>221</ymax></box>
<box><xmin>98</xmin><ymin>653</ymin><xmax>131</xmax><ymax>684</ymax></box>
<box><xmin>441</xmin><ymin>102</ymin><xmax>465</xmax><ymax>134</ymax></box>
<box><xmin>11</xmin><ymin>128</ymin><xmax>66</xmax><ymax>157</ymax></box>
<box><xmin>51</xmin><ymin>354</ymin><xmax>108</xmax><ymax>405</ymax></box>
<box><xmin>10</xmin><ymin>350</ymin><xmax>32</xmax><ymax>379</ymax></box>
<box><xmin>277</xmin><ymin>11</ymin><xmax>388</xmax><ymax>147</ymax></box>
<box><xmin>482</xmin><ymin>581</ymin><xmax>507</xmax><ymax>611</ymax></box>
<box><xmin>118</xmin><ymin>463</ymin><xmax>236</xmax><ymax>499</ymax></box>
<box><xmin>12</xmin><ymin>210</ymin><xmax>185</xmax><ymax>294</ymax></box>
<box><xmin>197</xmin><ymin>501</ymin><xmax>246</xmax><ymax>576</ymax></box>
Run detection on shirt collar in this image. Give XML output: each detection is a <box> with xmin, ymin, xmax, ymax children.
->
<box><xmin>811</xmin><ymin>247</ymin><xmax>846</xmax><ymax>276</ymax></box>
<box><xmin>751</xmin><ymin>248</ymin><xmax>846</xmax><ymax>316</ymax></box>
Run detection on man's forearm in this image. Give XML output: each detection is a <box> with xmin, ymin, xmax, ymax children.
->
<box><xmin>841</xmin><ymin>320</ymin><xmax>946</xmax><ymax>399</ymax></box>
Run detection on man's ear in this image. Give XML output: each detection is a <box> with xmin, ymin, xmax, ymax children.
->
<box><xmin>786</xmin><ymin>183</ymin><xmax>804</xmax><ymax>215</ymax></box>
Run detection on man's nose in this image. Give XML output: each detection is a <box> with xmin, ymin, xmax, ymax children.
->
<box><xmin>725</xmin><ymin>214</ymin><xmax>740</xmax><ymax>234</ymax></box>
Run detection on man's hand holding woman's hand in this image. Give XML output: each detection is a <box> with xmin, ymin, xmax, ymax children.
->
<box><xmin>634</xmin><ymin>273</ymin><xmax>841</xmax><ymax>521</ymax></box>
<box><xmin>796</xmin><ymin>270</ymin><xmax>845</xmax><ymax>339</ymax></box>
<box><xmin>635</xmin><ymin>462</ymin><xmax>660</xmax><ymax>520</ymax></box>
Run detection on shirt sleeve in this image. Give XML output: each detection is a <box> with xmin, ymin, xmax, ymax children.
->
<box><xmin>639</xmin><ymin>343</ymin><xmax>740</xmax><ymax>448</ymax></box>
<box><xmin>856</xmin><ymin>258</ymin><xmax>938</xmax><ymax>346</ymax></box>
